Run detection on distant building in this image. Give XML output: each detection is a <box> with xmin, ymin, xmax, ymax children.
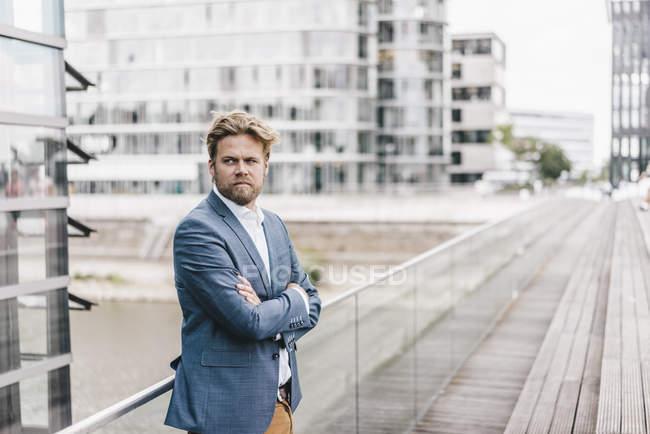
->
<box><xmin>65</xmin><ymin>0</ymin><xmax>378</xmax><ymax>194</ymax></box>
<box><xmin>64</xmin><ymin>0</ymin><xmax>451</xmax><ymax>194</ymax></box>
<box><xmin>607</xmin><ymin>0</ymin><xmax>650</xmax><ymax>185</ymax></box>
<box><xmin>510</xmin><ymin>110</ymin><xmax>595</xmax><ymax>175</ymax></box>
<box><xmin>448</xmin><ymin>32</ymin><xmax>508</xmax><ymax>184</ymax></box>
<box><xmin>376</xmin><ymin>0</ymin><xmax>449</xmax><ymax>187</ymax></box>
<box><xmin>0</xmin><ymin>1</ymin><xmax>73</xmax><ymax>431</ymax></box>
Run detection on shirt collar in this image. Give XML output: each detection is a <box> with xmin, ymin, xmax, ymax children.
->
<box><xmin>213</xmin><ymin>185</ymin><xmax>264</xmax><ymax>225</ymax></box>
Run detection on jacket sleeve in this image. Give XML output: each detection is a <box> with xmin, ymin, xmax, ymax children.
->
<box><xmin>279</xmin><ymin>218</ymin><xmax>322</xmax><ymax>341</ymax></box>
<box><xmin>174</xmin><ymin>217</ymin><xmax>308</xmax><ymax>341</ymax></box>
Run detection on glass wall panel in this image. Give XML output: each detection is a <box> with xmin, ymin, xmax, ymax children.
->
<box><xmin>0</xmin><ymin>366</ymin><xmax>70</xmax><ymax>432</ymax></box>
<box><xmin>0</xmin><ymin>126</ymin><xmax>67</xmax><ymax>199</ymax></box>
<box><xmin>0</xmin><ymin>210</ymin><xmax>68</xmax><ymax>285</ymax></box>
<box><xmin>0</xmin><ymin>0</ymin><xmax>64</xmax><ymax>36</ymax></box>
<box><xmin>0</xmin><ymin>37</ymin><xmax>64</xmax><ymax>117</ymax></box>
<box><xmin>293</xmin><ymin>296</ymin><xmax>356</xmax><ymax>432</ymax></box>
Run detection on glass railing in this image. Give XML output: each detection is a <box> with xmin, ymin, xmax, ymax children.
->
<box><xmin>59</xmin><ymin>197</ymin><xmax>584</xmax><ymax>433</ymax></box>
<box><xmin>293</xmin><ymin>198</ymin><xmax>579</xmax><ymax>432</ymax></box>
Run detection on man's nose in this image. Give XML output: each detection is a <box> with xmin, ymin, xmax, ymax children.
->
<box><xmin>234</xmin><ymin>160</ymin><xmax>248</xmax><ymax>175</ymax></box>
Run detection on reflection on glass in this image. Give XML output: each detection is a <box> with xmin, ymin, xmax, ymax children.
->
<box><xmin>0</xmin><ymin>210</ymin><xmax>68</xmax><ymax>285</ymax></box>
<box><xmin>0</xmin><ymin>0</ymin><xmax>64</xmax><ymax>36</ymax></box>
<box><xmin>0</xmin><ymin>125</ymin><xmax>67</xmax><ymax>199</ymax></box>
<box><xmin>0</xmin><ymin>37</ymin><xmax>64</xmax><ymax>117</ymax></box>
<box><xmin>19</xmin><ymin>373</ymin><xmax>48</xmax><ymax>426</ymax></box>
<box><xmin>0</xmin><ymin>366</ymin><xmax>70</xmax><ymax>432</ymax></box>
<box><xmin>293</xmin><ymin>297</ymin><xmax>356</xmax><ymax>432</ymax></box>
<box><xmin>357</xmin><ymin>270</ymin><xmax>416</xmax><ymax>432</ymax></box>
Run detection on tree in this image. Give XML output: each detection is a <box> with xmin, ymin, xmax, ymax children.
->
<box><xmin>537</xmin><ymin>143</ymin><xmax>571</xmax><ymax>181</ymax></box>
<box><xmin>490</xmin><ymin>124</ymin><xmax>572</xmax><ymax>182</ymax></box>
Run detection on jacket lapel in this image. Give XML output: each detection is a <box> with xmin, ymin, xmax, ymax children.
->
<box><xmin>262</xmin><ymin>216</ymin><xmax>278</xmax><ymax>297</ymax></box>
<box><xmin>206</xmin><ymin>191</ymin><xmax>270</xmax><ymax>297</ymax></box>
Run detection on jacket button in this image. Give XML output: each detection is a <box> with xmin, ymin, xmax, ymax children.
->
<box><xmin>272</xmin><ymin>353</ymin><xmax>279</xmax><ymax>360</ymax></box>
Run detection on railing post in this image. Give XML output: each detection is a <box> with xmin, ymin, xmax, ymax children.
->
<box><xmin>354</xmin><ymin>293</ymin><xmax>359</xmax><ymax>434</ymax></box>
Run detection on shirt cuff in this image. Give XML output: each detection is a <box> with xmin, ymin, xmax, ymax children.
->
<box><xmin>288</xmin><ymin>286</ymin><xmax>310</xmax><ymax>315</ymax></box>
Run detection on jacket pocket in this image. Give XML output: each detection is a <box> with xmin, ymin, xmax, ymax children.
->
<box><xmin>200</xmin><ymin>350</ymin><xmax>251</xmax><ymax>367</ymax></box>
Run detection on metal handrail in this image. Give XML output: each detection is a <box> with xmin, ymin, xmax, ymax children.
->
<box><xmin>324</xmin><ymin>197</ymin><xmax>550</xmax><ymax>308</ymax></box>
<box><xmin>57</xmin><ymin>196</ymin><xmax>552</xmax><ymax>433</ymax></box>
<box><xmin>57</xmin><ymin>376</ymin><xmax>174</xmax><ymax>433</ymax></box>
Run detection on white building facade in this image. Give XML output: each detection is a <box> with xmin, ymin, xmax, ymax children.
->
<box><xmin>64</xmin><ymin>0</ymin><xmax>451</xmax><ymax>195</ymax></box>
<box><xmin>64</xmin><ymin>0</ymin><xmax>379</xmax><ymax>194</ymax></box>
<box><xmin>376</xmin><ymin>0</ymin><xmax>450</xmax><ymax>187</ymax></box>
<box><xmin>510</xmin><ymin>110</ymin><xmax>595</xmax><ymax>174</ymax></box>
<box><xmin>448</xmin><ymin>32</ymin><xmax>508</xmax><ymax>183</ymax></box>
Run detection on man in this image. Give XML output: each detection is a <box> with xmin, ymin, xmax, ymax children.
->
<box><xmin>165</xmin><ymin>110</ymin><xmax>321</xmax><ymax>433</ymax></box>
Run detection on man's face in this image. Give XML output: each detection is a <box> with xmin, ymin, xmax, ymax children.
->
<box><xmin>209</xmin><ymin>134</ymin><xmax>268</xmax><ymax>209</ymax></box>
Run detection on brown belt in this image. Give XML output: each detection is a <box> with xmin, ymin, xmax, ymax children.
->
<box><xmin>278</xmin><ymin>382</ymin><xmax>290</xmax><ymax>402</ymax></box>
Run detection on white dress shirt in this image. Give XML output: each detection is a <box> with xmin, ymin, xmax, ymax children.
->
<box><xmin>214</xmin><ymin>186</ymin><xmax>309</xmax><ymax>398</ymax></box>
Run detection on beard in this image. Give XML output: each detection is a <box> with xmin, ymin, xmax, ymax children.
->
<box><xmin>215</xmin><ymin>177</ymin><xmax>263</xmax><ymax>207</ymax></box>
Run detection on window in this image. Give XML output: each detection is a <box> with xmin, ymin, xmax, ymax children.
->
<box><xmin>452</xmin><ymin>109</ymin><xmax>462</xmax><ymax>122</ymax></box>
<box><xmin>358</xmin><ymin>35</ymin><xmax>368</xmax><ymax>59</ymax></box>
<box><xmin>477</xmin><ymin>38</ymin><xmax>492</xmax><ymax>54</ymax></box>
<box><xmin>452</xmin><ymin>38</ymin><xmax>492</xmax><ymax>55</ymax></box>
<box><xmin>0</xmin><ymin>37</ymin><xmax>65</xmax><ymax>117</ymax></box>
<box><xmin>478</xmin><ymin>87</ymin><xmax>492</xmax><ymax>100</ymax></box>
<box><xmin>378</xmin><ymin>79</ymin><xmax>395</xmax><ymax>99</ymax></box>
<box><xmin>452</xmin><ymin>63</ymin><xmax>462</xmax><ymax>79</ymax></box>
<box><xmin>452</xmin><ymin>130</ymin><xmax>491</xmax><ymax>143</ymax></box>
<box><xmin>419</xmin><ymin>50</ymin><xmax>443</xmax><ymax>72</ymax></box>
<box><xmin>378</xmin><ymin>0</ymin><xmax>393</xmax><ymax>14</ymax></box>
<box><xmin>451</xmin><ymin>151</ymin><xmax>462</xmax><ymax>165</ymax></box>
<box><xmin>358</xmin><ymin>1</ymin><xmax>369</xmax><ymax>26</ymax></box>
<box><xmin>452</xmin><ymin>40</ymin><xmax>466</xmax><ymax>55</ymax></box>
<box><xmin>419</xmin><ymin>22</ymin><xmax>443</xmax><ymax>44</ymax></box>
<box><xmin>378</xmin><ymin>50</ymin><xmax>394</xmax><ymax>72</ymax></box>
<box><xmin>378</xmin><ymin>22</ymin><xmax>394</xmax><ymax>43</ymax></box>
<box><xmin>452</xmin><ymin>86</ymin><xmax>492</xmax><ymax>101</ymax></box>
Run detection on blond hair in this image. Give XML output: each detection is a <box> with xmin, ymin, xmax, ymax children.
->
<box><xmin>205</xmin><ymin>110</ymin><xmax>279</xmax><ymax>160</ymax></box>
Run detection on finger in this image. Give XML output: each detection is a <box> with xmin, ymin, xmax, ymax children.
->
<box><xmin>236</xmin><ymin>283</ymin><xmax>255</xmax><ymax>295</ymax></box>
<box><xmin>237</xmin><ymin>285</ymin><xmax>261</xmax><ymax>302</ymax></box>
<box><xmin>237</xmin><ymin>275</ymin><xmax>252</xmax><ymax>286</ymax></box>
<box><xmin>247</xmin><ymin>295</ymin><xmax>260</xmax><ymax>306</ymax></box>
<box><xmin>241</xmin><ymin>293</ymin><xmax>260</xmax><ymax>306</ymax></box>
<box><xmin>242</xmin><ymin>292</ymin><xmax>260</xmax><ymax>305</ymax></box>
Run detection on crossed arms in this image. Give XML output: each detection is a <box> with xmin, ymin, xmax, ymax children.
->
<box><xmin>174</xmin><ymin>217</ymin><xmax>321</xmax><ymax>342</ymax></box>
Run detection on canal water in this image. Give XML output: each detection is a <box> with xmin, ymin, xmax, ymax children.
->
<box><xmin>69</xmin><ymin>301</ymin><xmax>182</xmax><ymax>426</ymax></box>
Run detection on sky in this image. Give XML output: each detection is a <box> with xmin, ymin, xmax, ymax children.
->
<box><xmin>448</xmin><ymin>0</ymin><xmax>611</xmax><ymax>166</ymax></box>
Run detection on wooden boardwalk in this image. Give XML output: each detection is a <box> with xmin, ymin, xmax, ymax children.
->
<box><xmin>414</xmin><ymin>200</ymin><xmax>650</xmax><ymax>434</ymax></box>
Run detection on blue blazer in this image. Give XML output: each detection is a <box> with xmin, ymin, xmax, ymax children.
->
<box><xmin>164</xmin><ymin>191</ymin><xmax>321</xmax><ymax>433</ymax></box>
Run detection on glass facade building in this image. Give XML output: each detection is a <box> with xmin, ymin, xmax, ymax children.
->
<box><xmin>64</xmin><ymin>0</ymin><xmax>450</xmax><ymax>195</ymax></box>
<box><xmin>0</xmin><ymin>0</ymin><xmax>73</xmax><ymax>431</ymax></box>
<box><xmin>608</xmin><ymin>0</ymin><xmax>650</xmax><ymax>185</ymax></box>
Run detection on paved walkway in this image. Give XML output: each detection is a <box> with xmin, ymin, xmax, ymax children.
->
<box><xmin>414</xmin><ymin>200</ymin><xmax>650</xmax><ymax>433</ymax></box>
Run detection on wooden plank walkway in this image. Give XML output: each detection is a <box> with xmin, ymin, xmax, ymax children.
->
<box><xmin>413</xmin><ymin>201</ymin><xmax>611</xmax><ymax>434</ymax></box>
<box><xmin>415</xmin><ymin>200</ymin><xmax>650</xmax><ymax>433</ymax></box>
<box><xmin>504</xmin><ymin>202</ymin><xmax>615</xmax><ymax>434</ymax></box>
<box><xmin>316</xmin><ymin>201</ymin><xmax>592</xmax><ymax>433</ymax></box>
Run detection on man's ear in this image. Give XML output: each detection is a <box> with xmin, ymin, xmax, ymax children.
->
<box><xmin>264</xmin><ymin>157</ymin><xmax>269</xmax><ymax>176</ymax></box>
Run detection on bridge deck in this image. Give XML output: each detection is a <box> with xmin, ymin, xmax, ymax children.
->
<box><xmin>414</xmin><ymin>200</ymin><xmax>650</xmax><ymax>434</ymax></box>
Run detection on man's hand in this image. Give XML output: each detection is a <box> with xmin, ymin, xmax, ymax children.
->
<box><xmin>236</xmin><ymin>275</ymin><xmax>261</xmax><ymax>306</ymax></box>
<box><xmin>286</xmin><ymin>282</ymin><xmax>309</xmax><ymax>301</ymax></box>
